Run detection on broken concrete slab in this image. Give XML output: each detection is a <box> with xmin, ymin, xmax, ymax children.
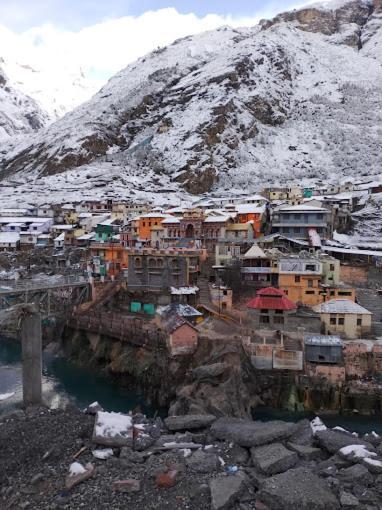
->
<box><xmin>315</xmin><ymin>429</ymin><xmax>374</xmax><ymax>454</ymax></box>
<box><xmin>92</xmin><ymin>411</ymin><xmax>133</xmax><ymax>447</ymax></box>
<box><xmin>288</xmin><ymin>419</ymin><xmax>314</xmax><ymax>446</ymax></box>
<box><xmin>339</xmin><ymin>491</ymin><xmax>359</xmax><ymax>508</ymax></box>
<box><xmin>211</xmin><ymin>418</ymin><xmax>296</xmax><ymax>447</ymax></box>
<box><xmin>287</xmin><ymin>442</ymin><xmax>323</xmax><ymax>461</ymax></box>
<box><xmin>251</xmin><ymin>443</ymin><xmax>298</xmax><ymax>475</ymax></box>
<box><xmin>209</xmin><ymin>471</ymin><xmax>247</xmax><ymax>510</ymax></box>
<box><xmin>164</xmin><ymin>414</ymin><xmax>216</xmax><ymax>431</ymax></box>
<box><xmin>186</xmin><ymin>450</ymin><xmax>221</xmax><ymax>473</ymax></box>
<box><xmin>257</xmin><ymin>467</ymin><xmax>339</xmax><ymax>510</ymax></box>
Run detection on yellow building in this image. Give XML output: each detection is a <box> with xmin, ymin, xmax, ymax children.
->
<box><xmin>313</xmin><ymin>299</ymin><xmax>372</xmax><ymax>339</ymax></box>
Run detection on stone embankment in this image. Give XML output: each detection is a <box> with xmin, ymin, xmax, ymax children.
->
<box><xmin>2</xmin><ymin>405</ymin><xmax>382</xmax><ymax>509</ymax></box>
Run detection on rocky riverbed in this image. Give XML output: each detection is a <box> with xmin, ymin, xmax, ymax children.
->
<box><xmin>2</xmin><ymin>405</ymin><xmax>382</xmax><ymax>509</ymax></box>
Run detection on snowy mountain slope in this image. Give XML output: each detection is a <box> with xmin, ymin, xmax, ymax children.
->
<box><xmin>1</xmin><ymin>0</ymin><xmax>382</xmax><ymax>199</ymax></box>
<box><xmin>0</xmin><ymin>61</ymin><xmax>49</xmax><ymax>140</ymax></box>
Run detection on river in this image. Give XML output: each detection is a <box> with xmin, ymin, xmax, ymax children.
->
<box><xmin>2</xmin><ymin>337</ymin><xmax>382</xmax><ymax>435</ymax></box>
<box><xmin>0</xmin><ymin>336</ymin><xmax>159</xmax><ymax>416</ymax></box>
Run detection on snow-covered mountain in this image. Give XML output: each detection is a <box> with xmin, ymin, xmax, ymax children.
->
<box><xmin>0</xmin><ymin>59</ymin><xmax>49</xmax><ymax>140</ymax></box>
<box><xmin>0</xmin><ymin>55</ymin><xmax>97</xmax><ymax>121</ymax></box>
<box><xmin>1</xmin><ymin>0</ymin><xmax>382</xmax><ymax>203</ymax></box>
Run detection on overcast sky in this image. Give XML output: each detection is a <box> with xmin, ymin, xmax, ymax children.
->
<box><xmin>0</xmin><ymin>1</ymin><xmax>309</xmax><ymax>95</ymax></box>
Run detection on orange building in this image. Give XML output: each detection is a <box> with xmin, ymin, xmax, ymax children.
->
<box><xmin>278</xmin><ymin>257</ymin><xmax>355</xmax><ymax>307</ymax></box>
<box><xmin>137</xmin><ymin>214</ymin><xmax>170</xmax><ymax>241</ymax></box>
<box><xmin>90</xmin><ymin>242</ymin><xmax>129</xmax><ymax>277</ymax></box>
<box><xmin>235</xmin><ymin>205</ymin><xmax>266</xmax><ymax>238</ymax></box>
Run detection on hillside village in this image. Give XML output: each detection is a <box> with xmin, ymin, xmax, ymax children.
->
<box><xmin>0</xmin><ymin>177</ymin><xmax>382</xmax><ymax>394</ymax></box>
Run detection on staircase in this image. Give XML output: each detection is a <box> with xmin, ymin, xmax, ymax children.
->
<box><xmin>197</xmin><ymin>276</ymin><xmax>239</xmax><ymax>324</ymax></box>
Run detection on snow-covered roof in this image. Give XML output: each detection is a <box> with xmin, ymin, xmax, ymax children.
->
<box><xmin>0</xmin><ymin>216</ymin><xmax>49</xmax><ymax>224</ymax></box>
<box><xmin>54</xmin><ymin>233</ymin><xmax>65</xmax><ymax>241</ymax></box>
<box><xmin>0</xmin><ymin>232</ymin><xmax>20</xmax><ymax>243</ymax></box>
<box><xmin>243</xmin><ymin>194</ymin><xmax>268</xmax><ymax>202</ymax></box>
<box><xmin>77</xmin><ymin>233</ymin><xmax>95</xmax><ymax>240</ymax></box>
<box><xmin>234</xmin><ymin>204</ymin><xmax>266</xmax><ymax>214</ymax></box>
<box><xmin>140</xmin><ymin>213</ymin><xmax>170</xmax><ymax>219</ymax></box>
<box><xmin>171</xmin><ymin>286</ymin><xmax>199</xmax><ymax>295</ymax></box>
<box><xmin>204</xmin><ymin>215</ymin><xmax>232</xmax><ymax>223</ymax></box>
<box><xmin>314</xmin><ymin>299</ymin><xmax>372</xmax><ymax>315</ymax></box>
<box><xmin>52</xmin><ymin>224</ymin><xmax>75</xmax><ymax>230</ymax></box>
<box><xmin>304</xmin><ymin>335</ymin><xmax>343</xmax><ymax>346</ymax></box>
<box><xmin>161</xmin><ymin>216</ymin><xmax>180</xmax><ymax>224</ymax></box>
<box><xmin>279</xmin><ymin>205</ymin><xmax>327</xmax><ymax>212</ymax></box>
<box><xmin>243</xmin><ymin>245</ymin><xmax>267</xmax><ymax>258</ymax></box>
<box><xmin>322</xmin><ymin>245</ymin><xmax>382</xmax><ymax>258</ymax></box>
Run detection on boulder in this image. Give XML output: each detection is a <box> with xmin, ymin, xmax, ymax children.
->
<box><xmin>362</xmin><ymin>457</ymin><xmax>382</xmax><ymax>474</ymax></box>
<box><xmin>193</xmin><ymin>363</ymin><xmax>227</xmax><ymax>380</ymax></box>
<box><xmin>338</xmin><ymin>463</ymin><xmax>373</xmax><ymax>485</ymax></box>
<box><xmin>251</xmin><ymin>443</ymin><xmax>298</xmax><ymax>475</ymax></box>
<box><xmin>210</xmin><ymin>418</ymin><xmax>296</xmax><ymax>447</ymax></box>
<box><xmin>186</xmin><ymin>450</ymin><xmax>220</xmax><ymax>473</ymax></box>
<box><xmin>315</xmin><ymin>429</ymin><xmax>374</xmax><ymax>454</ymax></box>
<box><xmin>230</xmin><ymin>444</ymin><xmax>250</xmax><ymax>465</ymax></box>
<box><xmin>257</xmin><ymin>467</ymin><xmax>339</xmax><ymax>510</ymax></box>
<box><xmin>338</xmin><ymin>444</ymin><xmax>377</xmax><ymax>463</ymax></box>
<box><xmin>164</xmin><ymin>414</ymin><xmax>216</xmax><ymax>431</ymax></box>
<box><xmin>289</xmin><ymin>419</ymin><xmax>314</xmax><ymax>446</ymax></box>
<box><xmin>287</xmin><ymin>442</ymin><xmax>323</xmax><ymax>461</ymax></box>
<box><xmin>339</xmin><ymin>491</ymin><xmax>359</xmax><ymax>507</ymax></box>
<box><xmin>209</xmin><ymin>472</ymin><xmax>247</xmax><ymax>510</ymax></box>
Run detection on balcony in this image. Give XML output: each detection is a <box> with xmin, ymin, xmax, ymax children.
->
<box><xmin>241</xmin><ymin>267</ymin><xmax>272</xmax><ymax>274</ymax></box>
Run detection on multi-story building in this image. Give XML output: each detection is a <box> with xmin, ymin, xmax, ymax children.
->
<box><xmin>127</xmin><ymin>248</ymin><xmax>200</xmax><ymax>291</ymax></box>
<box><xmin>271</xmin><ymin>204</ymin><xmax>332</xmax><ymax>242</ymax></box>
<box><xmin>278</xmin><ymin>257</ymin><xmax>323</xmax><ymax>306</ymax></box>
<box><xmin>241</xmin><ymin>245</ymin><xmax>279</xmax><ymax>288</ymax></box>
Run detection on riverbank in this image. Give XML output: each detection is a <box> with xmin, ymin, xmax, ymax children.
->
<box><xmin>2</xmin><ymin>405</ymin><xmax>382</xmax><ymax>509</ymax></box>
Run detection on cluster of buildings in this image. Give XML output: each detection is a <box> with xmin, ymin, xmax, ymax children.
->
<box><xmin>0</xmin><ymin>180</ymin><xmax>381</xmax><ymax>380</ymax></box>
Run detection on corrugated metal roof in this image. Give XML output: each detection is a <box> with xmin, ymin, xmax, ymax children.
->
<box><xmin>247</xmin><ymin>287</ymin><xmax>297</xmax><ymax>311</ymax></box>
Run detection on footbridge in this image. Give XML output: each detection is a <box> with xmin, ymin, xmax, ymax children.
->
<box><xmin>0</xmin><ymin>275</ymin><xmax>91</xmax><ymax>314</ymax></box>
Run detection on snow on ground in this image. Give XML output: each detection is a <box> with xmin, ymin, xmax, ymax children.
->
<box><xmin>69</xmin><ymin>462</ymin><xmax>86</xmax><ymax>476</ymax></box>
<box><xmin>94</xmin><ymin>411</ymin><xmax>133</xmax><ymax>439</ymax></box>
<box><xmin>311</xmin><ymin>416</ymin><xmax>327</xmax><ymax>433</ymax></box>
<box><xmin>0</xmin><ymin>392</ymin><xmax>15</xmax><ymax>401</ymax></box>
<box><xmin>339</xmin><ymin>444</ymin><xmax>377</xmax><ymax>459</ymax></box>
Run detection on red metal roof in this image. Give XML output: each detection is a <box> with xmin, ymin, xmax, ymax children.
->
<box><xmin>246</xmin><ymin>287</ymin><xmax>297</xmax><ymax>311</ymax></box>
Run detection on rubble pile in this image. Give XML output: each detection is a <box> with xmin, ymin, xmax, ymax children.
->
<box><xmin>2</xmin><ymin>405</ymin><xmax>382</xmax><ymax>509</ymax></box>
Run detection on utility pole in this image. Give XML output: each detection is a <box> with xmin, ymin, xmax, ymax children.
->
<box><xmin>20</xmin><ymin>305</ymin><xmax>42</xmax><ymax>406</ymax></box>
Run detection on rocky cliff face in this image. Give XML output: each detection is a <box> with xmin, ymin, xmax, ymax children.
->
<box><xmin>1</xmin><ymin>0</ymin><xmax>382</xmax><ymax>201</ymax></box>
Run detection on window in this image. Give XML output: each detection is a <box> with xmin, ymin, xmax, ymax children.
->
<box><xmin>274</xmin><ymin>316</ymin><xmax>284</xmax><ymax>324</ymax></box>
<box><xmin>260</xmin><ymin>316</ymin><xmax>270</xmax><ymax>323</ymax></box>
<box><xmin>305</xmin><ymin>290</ymin><xmax>315</xmax><ymax>295</ymax></box>
<box><xmin>135</xmin><ymin>257</ymin><xmax>142</xmax><ymax>268</ymax></box>
<box><xmin>295</xmin><ymin>276</ymin><xmax>301</xmax><ymax>283</ymax></box>
<box><xmin>283</xmin><ymin>213</ymin><xmax>290</xmax><ymax>219</ymax></box>
<box><xmin>275</xmin><ymin>310</ymin><xmax>283</xmax><ymax>315</ymax></box>
<box><xmin>357</xmin><ymin>317</ymin><xmax>362</xmax><ymax>326</ymax></box>
<box><xmin>294</xmin><ymin>227</ymin><xmax>300</xmax><ymax>233</ymax></box>
<box><xmin>330</xmin><ymin>290</ymin><xmax>335</xmax><ymax>296</ymax></box>
<box><xmin>223</xmin><ymin>290</ymin><xmax>227</xmax><ymax>296</ymax></box>
<box><xmin>338</xmin><ymin>291</ymin><xmax>352</xmax><ymax>296</ymax></box>
<box><xmin>330</xmin><ymin>317</ymin><xmax>336</xmax><ymax>325</ymax></box>
<box><xmin>142</xmin><ymin>222</ymin><xmax>146</xmax><ymax>227</ymax></box>
<box><xmin>148</xmin><ymin>257</ymin><xmax>156</xmax><ymax>268</ymax></box>
<box><xmin>306</xmin><ymin>264</ymin><xmax>316</xmax><ymax>272</ymax></box>
<box><xmin>330</xmin><ymin>264</ymin><xmax>335</xmax><ymax>271</ymax></box>
<box><xmin>260</xmin><ymin>309</ymin><xmax>269</xmax><ymax>314</ymax></box>
<box><xmin>308</xmin><ymin>280</ymin><xmax>313</xmax><ymax>288</ymax></box>
<box><xmin>338</xmin><ymin>317</ymin><xmax>345</xmax><ymax>325</ymax></box>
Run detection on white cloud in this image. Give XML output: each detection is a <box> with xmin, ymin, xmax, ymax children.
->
<box><xmin>0</xmin><ymin>4</ymin><xmax>309</xmax><ymax>115</ymax></box>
